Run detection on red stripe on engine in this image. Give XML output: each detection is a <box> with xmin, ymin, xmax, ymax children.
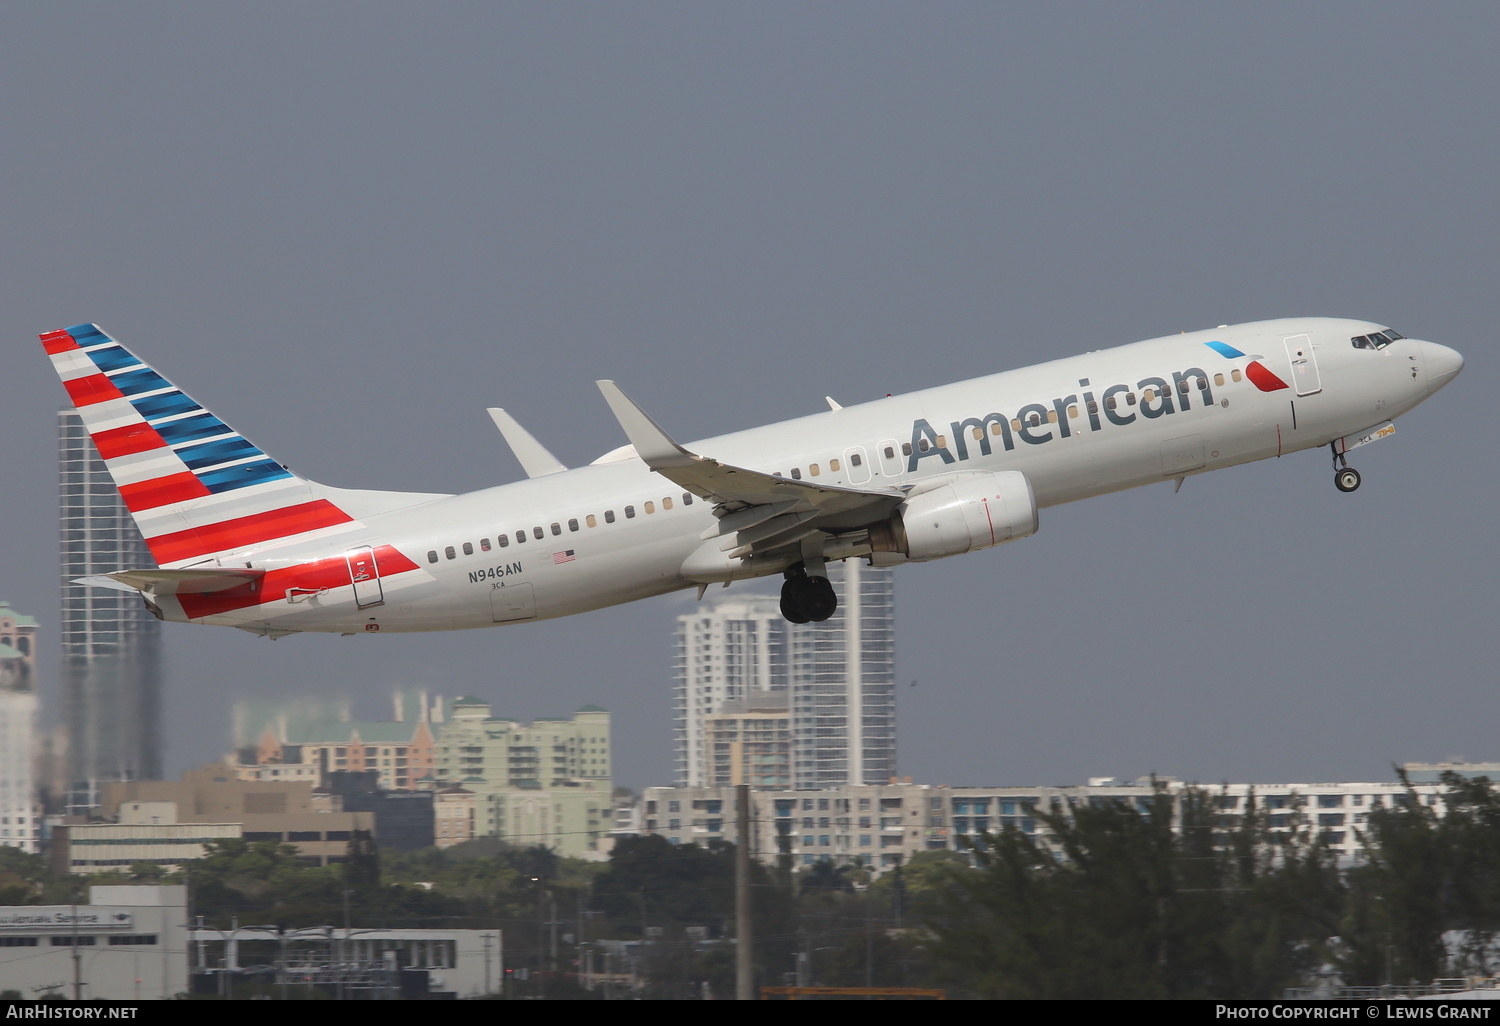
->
<box><xmin>40</xmin><ymin>330</ymin><xmax>80</xmax><ymax>355</ymax></box>
<box><xmin>145</xmin><ymin>499</ymin><xmax>355</xmax><ymax>565</ymax></box>
<box><xmin>120</xmin><ymin>472</ymin><xmax>212</xmax><ymax>512</ymax></box>
<box><xmin>63</xmin><ymin>373</ymin><xmax>126</xmax><ymax>407</ymax></box>
<box><xmin>178</xmin><ymin>545</ymin><xmax>421</xmax><ymax>619</ymax></box>
<box><xmin>93</xmin><ymin>422</ymin><xmax>168</xmax><ymax>460</ymax></box>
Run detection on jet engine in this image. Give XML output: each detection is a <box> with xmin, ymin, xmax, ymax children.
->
<box><xmin>867</xmin><ymin>470</ymin><xmax>1037</xmax><ymax>563</ymax></box>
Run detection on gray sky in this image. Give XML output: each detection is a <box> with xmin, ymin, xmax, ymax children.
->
<box><xmin>1</xmin><ymin>3</ymin><xmax>1493</xmax><ymax>791</ymax></box>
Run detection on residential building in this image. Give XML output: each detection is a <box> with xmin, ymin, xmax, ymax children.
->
<box><xmin>430</xmin><ymin>701</ymin><xmax>612</xmax><ymax>857</ymax></box>
<box><xmin>233</xmin><ymin>691</ymin><xmax>441</xmax><ymax>790</ymax></box>
<box><xmin>673</xmin><ymin>560</ymin><xmax>895</xmax><ymax>789</ymax></box>
<box><xmin>58</xmin><ymin>410</ymin><xmax>163</xmax><ymax>814</ymax></box>
<box><xmin>0</xmin><ymin>602</ymin><xmax>40</xmax><ymax>852</ymax></box>
<box><xmin>642</xmin><ymin>773</ymin><xmax>1465</xmax><ymax>874</ymax></box>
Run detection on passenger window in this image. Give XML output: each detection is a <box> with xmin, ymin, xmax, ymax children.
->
<box><xmin>568</xmin><ymin>518</ymin><xmax>579</xmax><ymax>532</ymax></box>
<box><xmin>586</xmin><ymin>514</ymin><xmax>597</xmax><ymax>528</ymax></box>
<box><xmin>1027</xmin><ymin>413</ymin><xmax>1041</xmax><ymax>427</ymax></box>
<box><xmin>917</xmin><ymin>440</ymin><xmax>930</xmax><ymax>452</ymax></box>
<box><xmin>991</xmin><ymin>422</ymin><xmax>1005</xmax><ymax>435</ymax></box>
<box><xmin>1126</xmin><ymin>391</ymin><xmax>1137</xmax><ymax>405</ymax></box>
<box><xmin>901</xmin><ymin>442</ymin><xmax>912</xmax><ymax>456</ymax></box>
<box><xmin>1105</xmin><ymin>396</ymin><xmax>1117</xmax><ymax>410</ymax></box>
<box><xmin>883</xmin><ymin>446</ymin><xmax>895</xmax><ymax>459</ymax></box>
<box><xmin>444</xmin><ymin>546</ymin><xmax>456</xmax><ymax>560</ymax></box>
<box><xmin>1231</xmin><ymin>370</ymin><xmax>1242</xmax><ymax>383</ymax></box>
<box><xmin>809</xmin><ymin>464</ymin><xmax>820</xmax><ymax>477</ymax></box>
<box><xmin>1177</xmin><ymin>379</ymin><xmax>1189</xmax><ymax>395</ymax></box>
<box><xmin>1045</xmin><ymin>410</ymin><xmax>1057</xmax><ymax>424</ymax></box>
<box><xmin>480</xmin><ymin>538</ymin><xmax>491</xmax><ymax>552</ymax></box>
<box><xmin>1067</xmin><ymin>405</ymin><xmax>1079</xmax><ymax>418</ymax></box>
<box><xmin>644</xmin><ymin>501</ymin><xmax>655</xmax><ymax>514</ymax></box>
<box><xmin>1142</xmin><ymin>388</ymin><xmax>1156</xmax><ymax>401</ymax></box>
<box><xmin>533</xmin><ymin>526</ymin><xmax>544</xmax><ymax>540</ymax></box>
<box><xmin>682</xmin><ymin>493</ymin><xmax>693</xmax><ymax>505</ymax></box>
<box><xmin>1011</xmin><ymin>418</ymin><xmax>1022</xmax><ymax>431</ymax></box>
<box><xmin>830</xmin><ymin>458</ymin><xmax>841</xmax><ymax>471</ymax></box>
<box><xmin>462</xmin><ymin>542</ymin><xmax>474</xmax><ymax>556</ymax></box>
<box><xmin>850</xmin><ymin>452</ymin><xmax>862</xmax><ymax>466</ymax></box>
<box><xmin>1214</xmin><ymin>373</ymin><xmax>1225</xmax><ymax>387</ymax></box>
<box><xmin>1196</xmin><ymin>377</ymin><xmax>1207</xmax><ymax>390</ymax></box>
<box><xmin>516</xmin><ymin>530</ymin><xmax>527</xmax><ymax>544</ymax></box>
<box><xmin>605</xmin><ymin>510</ymin><xmax>616</xmax><ymax>523</ymax></box>
<box><xmin>791</xmin><ymin>468</ymin><xmax>802</xmax><ymax>479</ymax></box>
<box><xmin>625</xmin><ymin>506</ymin><xmax>636</xmax><ymax>519</ymax></box>
<box><xmin>498</xmin><ymin>535</ymin><xmax>509</xmax><ymax>548</ymax></box>
<box><xmin>972</xmin><ymin>427</ymin><xmax>983</xmax><ymax>441</ymax></box>
<box><xmin>937</xmin><ymin>435</ymin><xmax>948</xmax><ymax>448</ymax></box>
<box><xmin>427</xmin><ymin>550</ymin><xmax>438</xmax><ymax>564</ymax></box>
<box><xmin>550</xmin><ymin>523</ymin><xmax>561</xmax><ymax>535</ymax></box>
<box><xmin>1085</xmin><ymin>400</ymin><xmax>1098</xmax><ymax>415</ymax></box>
<box><xmin>662</xmin><ymin>496</ymin><xmax>673</xmax><ymax>510</ymax></box>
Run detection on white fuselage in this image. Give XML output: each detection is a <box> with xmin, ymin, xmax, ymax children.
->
<box><xmin>171</xmin><ymin>317</ymin><xmax>1461</xmax><ymax>635</ymax></box>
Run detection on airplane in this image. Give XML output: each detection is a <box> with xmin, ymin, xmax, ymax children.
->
<box><xmin>39</xmin><ymin>317</ymin><xmax>1462</xmax><ymax>635</ymax></box>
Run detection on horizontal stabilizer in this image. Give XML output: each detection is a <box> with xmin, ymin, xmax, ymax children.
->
<box><xmin>78</xmin><ymin>568</ymin><xmax>266</xmax><ymax>596</ymax></box>
<box><xmin>486</xmin><ymin>408</ymin><xmax>568</xmax><ymax>478</ymax></box>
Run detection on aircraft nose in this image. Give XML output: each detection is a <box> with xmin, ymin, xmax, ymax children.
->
<box><xmin>1421</xmin><ymin>341</ymin><xmax>1465</xmax><ymax>392</ymax></box>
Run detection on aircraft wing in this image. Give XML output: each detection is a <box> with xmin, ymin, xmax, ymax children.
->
<box><xmin>597</xmin><ymin>381</ymin><xmax>904</xmax><ymax>557</ymax></box>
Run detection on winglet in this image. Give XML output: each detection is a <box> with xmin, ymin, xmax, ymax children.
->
<box><xmin>486</xmin><ymin>408</ymin><xmax>568</xmax><ymax>478</ymax></box>
<box><xmin>595</xmin><ymin>381</ymin><xmax>698</xmax><ymax>469</ymax></box>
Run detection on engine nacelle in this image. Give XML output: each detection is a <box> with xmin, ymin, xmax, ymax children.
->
<box><xmin>867</xmin><ymin>470</ymin><xmax>1037</xmax><ymax>563</ymax></box>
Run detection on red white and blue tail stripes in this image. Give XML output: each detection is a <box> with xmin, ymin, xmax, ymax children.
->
<box><xmin>40</xmin><ymin>324</ymin><xmax>359</xmax><ymax>567</ymax></box>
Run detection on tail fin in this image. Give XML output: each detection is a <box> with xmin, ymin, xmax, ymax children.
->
<box><xmin>41</xmin><ymin>324</ymin><xmax>446</xmax><ymax>568</ymax></box>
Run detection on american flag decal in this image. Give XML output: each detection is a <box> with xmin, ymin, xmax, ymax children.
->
<box><xmin>553</xmin><ymin>550</ymin><xmax>576</xmax><ymax>564</ymax></box>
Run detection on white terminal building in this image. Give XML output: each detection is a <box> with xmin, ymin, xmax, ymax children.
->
<box><xmin>643</xmin><ymin>765</ymin><xmax>1487</xmax><ymax>872</ymax></box>
<box><xmin>0</xmin><ymin>885</ymin><xmax>188</xmax><ymax>1000</ymax></box>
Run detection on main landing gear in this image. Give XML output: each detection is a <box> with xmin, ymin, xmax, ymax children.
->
<box><xmin>1331</xmin><ymin>443</ymin><xmax>1362</xmax><ymax>493</ymax></box>
<box><xmin>780</xmin><ymin>562</ymin><xmax>837</xmax><ymax>624</ymax></box>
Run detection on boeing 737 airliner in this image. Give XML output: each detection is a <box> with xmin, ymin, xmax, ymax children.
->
<box><xmin>39</xmin><ymin>318</ymin><xmax>1461</xmax><ymax>634</ymax></box>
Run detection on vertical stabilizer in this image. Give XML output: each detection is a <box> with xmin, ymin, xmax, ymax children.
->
<box><xmin>39</xmin><ymin>324</ymin><xmax>442</xmax><ymax>568</ymax></box>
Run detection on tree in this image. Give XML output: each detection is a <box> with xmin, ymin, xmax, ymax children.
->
<box><xmin>923</xmin><ymin>786</ymin><xmax>1344</xmax><ymax>999</ymax></box>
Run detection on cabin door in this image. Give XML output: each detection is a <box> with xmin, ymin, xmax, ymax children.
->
<box><xmin>1284</xmin><ymin>334</ymin><xmax>1322</xmax><ymax>396</ymax></box>
<box><xmin>345</xmin><ymin>546</ymin><xmax>384</xmax><ymax>609</ymax></box>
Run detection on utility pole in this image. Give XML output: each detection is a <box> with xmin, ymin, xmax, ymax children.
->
<box><xmin>735</xmin><ymin>783</ymin><xmax>753</xmax><ymax>1000</ymax></box>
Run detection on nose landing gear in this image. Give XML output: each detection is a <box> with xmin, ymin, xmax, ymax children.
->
<box><xmin>1331</xmin><ymin>443</ymin><xmax>1361</xmax><ymax>493</ymax></box>
<box><xmin>780</xmin><ymin>562</ymin><xmax>838</xmax><ymax>624</ymax></box>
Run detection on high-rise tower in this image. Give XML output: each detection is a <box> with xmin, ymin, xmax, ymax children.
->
<box><xmin>673</xmin><ymin>561</ymin><xmax>895</xmax><ymax>789</ymax></box>
<box><xmin>58</xmin><ymin>410</ymin><xmax>163</xmax><ymax>813</ymax></box>
<box><xmin>0</xmin><ymin>602</ymin><xmax>40</xmax><ymax>852</ymax></box>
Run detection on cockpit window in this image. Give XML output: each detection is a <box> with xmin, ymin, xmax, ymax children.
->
<box><xmin>1351</xmin><ymin>331</ymin><xmax>1399</xmax><ymax>351</ymax></box>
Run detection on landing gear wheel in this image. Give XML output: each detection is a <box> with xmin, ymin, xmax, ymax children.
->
<box><xmin>801</xmin><ymin>576</ymin><xmax>837</xmax><ymax>622</ymax></box>
<box><xmin>1335</xmin><ymin>467</ymin><xmax>1362</xmax><ymax>493</ymax></box>
<box><xmin>779</xmin><ymin>581</ymin><xmax>811</xmax><ymax>624</ymax></box>
<box><xmin>779</xmin><ymin>569</ymin><xmax>838</xmax><ymax>623</ymax></box>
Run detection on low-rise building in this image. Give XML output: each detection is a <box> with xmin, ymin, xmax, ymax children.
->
<box><xmin>643</xmin><ymin>773</ymin><xmax>1463</xmax><ymax>873</ymax></box>
<box><xmin>0</xmin><ymin>885</ymin><xmax>187</xmax><ymax>1000</ymax></box>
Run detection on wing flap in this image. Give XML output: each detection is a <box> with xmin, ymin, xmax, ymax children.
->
<box><xmin>595</xmin><ymin>381</ymin><xmax>905</xmax><ymax>537</ymax></box>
